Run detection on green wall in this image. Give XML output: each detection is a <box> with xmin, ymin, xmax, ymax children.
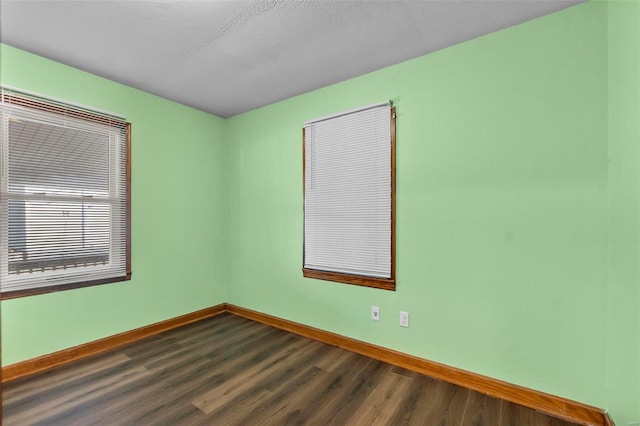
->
<box><xmin>227</xmin><ymin>0</ymin><xmax>632</xmax><ymax>422</ymax></box>
<box><xmin>607</xmin><ymin>0</ymin><xmax>640</xmax><ymax>423</ymax></box>
<box><xmin>0</xmin><ymin>44</ymin><xmax>229</xmax><ymax>365</ymax></box>
<box><xmin>2</xmin><ymin>1</ymin><xmax>639</xmax><ymax>424</ymax></box>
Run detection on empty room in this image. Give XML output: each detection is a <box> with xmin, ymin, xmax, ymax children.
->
<box><xmin>0</xmin><ymin>0</ymin><xmax>638</xmax><ymax>425</ymax></box>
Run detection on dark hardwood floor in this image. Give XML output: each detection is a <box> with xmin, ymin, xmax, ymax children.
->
<box><xmin>3</xmin><ymin>313</ymin><xmax>579</xmax><ymax>425</ymax></box>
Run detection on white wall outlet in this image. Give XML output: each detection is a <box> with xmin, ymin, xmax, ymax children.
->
<box><xmin>628</xmin><ymin>422</ymin><xmax>639</xmax><ymax>426</ymax></box>
<box><xmin>400</xmin><ymin>311</ymin><xmax>409</xmax><ymax>327</ymax></box>
<box><xmin>371</xmin><ymin>306</ymin><xmax>380</xmax><ymax>321</ymax></box>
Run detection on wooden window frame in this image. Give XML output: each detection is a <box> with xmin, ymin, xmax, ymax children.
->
<box><xmin>302</xmin><ymin>107</ymin><xmax>396</xmax><ymax>291</ymax></box>
<box><xmin>0</xmin><ymin>91</ymin><xmax>131</xmax><ymax>300</ymax></box>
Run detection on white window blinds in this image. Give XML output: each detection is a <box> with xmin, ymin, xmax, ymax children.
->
<box><xmin>0</xmin><ymin>87</ymin><xmax>130</xmax><ymax>296</ymax></box>
<box><xmin>303</xmin><ymin>102</ymin><xmax>394</xmax><ymax>285</ymax></box>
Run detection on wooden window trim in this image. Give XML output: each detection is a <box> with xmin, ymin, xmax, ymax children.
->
<box><xmin>0</xmin><ymin>275</ymin><xmax>131</xmax><ymax>300</ymax></box>
<box><xmin>1</xmin><ymin>93</ymin><xmax>124</xmax><ymax>128</ymax></box>
<box><xmin>302</xmin><ymin>107</ymin><xmax>396</xmax><ymax>291</ymax></box>
<box><xmin>0</xmin><ymin>92</ymin><xmax>132</xmax><ymax>300</ymax></box>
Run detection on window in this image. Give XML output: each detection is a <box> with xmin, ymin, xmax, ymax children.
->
<box><xmin>303</xmin><ymin>102</ymin><xmax>395</xmax><ymax>290</ymax></box>
<box><xmin>0</xmin><ymin>87</ymin><xmax>131</xmax><ymax>299</ymax></box>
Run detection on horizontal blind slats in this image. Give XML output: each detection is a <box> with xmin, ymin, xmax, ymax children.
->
<box><xmin>304</xmin><ymin>103</ymin><xmax>391</xmax><ymax>279</ymax></box>
<box><xmin>1</xmin><ymin>87</ymin><xmax>129</xmax><ymax>293</ymax></box>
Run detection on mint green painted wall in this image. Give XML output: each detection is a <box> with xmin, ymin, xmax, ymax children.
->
<box><xmin>227</xmin><ymin>1</ymin><xmax>610</xmax><ymax>411</ymax></box>
<box><xmin>0</xmin><ymin>44</ymin><xmax>228</xmax><ymax>365</ymax></box>
<box><xmin>607</xmin><ymin>0</ymin><xmax>640</xmax><ymax>424</ymax></box>
<box><xmin>2</xmin><ymin>1</ymin><xmax>639</xmax><ymax>423</ymax></box>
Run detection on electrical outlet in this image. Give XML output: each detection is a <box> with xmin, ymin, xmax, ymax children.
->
<box><xmin>371</xmin><ymin>306</ymin><xmax>380</xmax><ymax>321</ymax></box>
<box><xmin>628</xmin><ymin>422</ymin><xmax>639</xmax><ymax>426</ymax></box>
<box><xmin>400</xmin><ymin>311</ymin><xmax>409</xmax><ymax>327</ymax></box>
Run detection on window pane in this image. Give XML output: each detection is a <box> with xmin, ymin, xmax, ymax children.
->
<box><xmin>8</xmin><ymin>199</ymin><xmax>110</xmax><ymax>274</ymax></box>
<box><xmin>8</xmin><ymin>117</ymin><xmax>110</xmax><ymax>196</ymax></box>
<box><xmin>1</xmin><ymin>88</ymin><xmax>130</xmax><ymax>297</ymax></box>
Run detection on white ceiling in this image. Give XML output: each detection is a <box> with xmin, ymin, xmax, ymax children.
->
<box><xmin>0</xmin><ymin>0</ymin><xmax>583</xmax><ymax>118</ymax></box>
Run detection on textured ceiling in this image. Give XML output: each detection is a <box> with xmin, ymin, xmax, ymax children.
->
<box><xmin>0</xmin><ymin>0</ymin><xmax>583</xmax><ymax>118</ymax></box>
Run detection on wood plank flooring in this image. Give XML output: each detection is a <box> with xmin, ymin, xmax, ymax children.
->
<box><xmin>3</xmin><ymin>313</ymin><xmax>580</xmax><ymax>425</ymax></box>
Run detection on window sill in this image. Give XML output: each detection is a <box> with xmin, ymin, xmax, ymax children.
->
<box><xmin>302</xmin><ymin>268</ymin><xmax>395</xmax><ymax>291</ymax></box>
<box><xmin>0</xmin><ymin>273</ymin><xmax>131</xmax><ymax>300</ymax></box>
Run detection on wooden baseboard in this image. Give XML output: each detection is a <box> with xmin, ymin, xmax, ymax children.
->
<box><xmin>2</xmin><ymin>302</ymin><xmax>607</xmax><ymax>426</ymax></box>
<box><xmin>226</xmin><ymin>304</ymin><xmax>606</xmax><ymax>426</ymax></box>
<box><xmin>2</xmin><ymin>304</ymin><xmax>226</xmax><ymax>383</ymax></box>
